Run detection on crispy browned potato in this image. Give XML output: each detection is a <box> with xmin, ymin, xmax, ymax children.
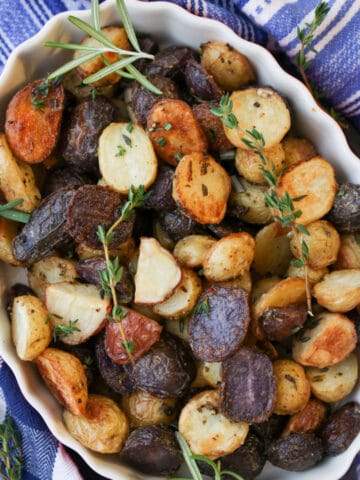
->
<box><xmin>235</xmin><ymin>144</ymin><xmax>285</xmax><ymax>185</ymax></box>
<box><xmin>172</xmin><ymin>152</ymin><xmax>231</xmax><ymax>224</ymax></box>
<box><xmin>215</xmin><ymin>271</ymin><xmax>252</xmax><ymax>294</ymax></box>
<box><xmin>313</xmin><ymin>269</ymin><xmax>360</xmax><ymax>312</ymax></box>
<box><xmin>74</xmin><ymin>26</ymin><xmax>131</xmax><ymax>87</ymax></box>
<box><xmin>292</xmin><ymin>312</ymin><xmax>357</xmax><ymax>368</ymax></box>
<box><xmin>179</xmin><ymin>389</ymin><xmax>249</xmax><ymax>460</ymax></box>
<box><xmin>203</xmin><ymin>232</ymin><xmax>255</xmax><ymax>282</ymax></box>
<box><xmin>121</xmin><ymin>391</ymin><xmax>178</xmax><ymax>428</ymax></box>
<box><xmin>290</xmin><ymin>220</ymin><xmax>340</xmax><ymax>269</ymax></box>
<box><xmin>335</xmin><ymin>234</ymin><xmax>360</xmax><ymax>269</ymax></box>
<box><xmin>36</xmin><ymin>347</ymin><xmax>88</xmax><ymax>415</ymax></box>
<box><xmin>282</xmin><ymin>136</ymin><xmax>317</xmax><ymax>167</ymax></box>
<box><xmin>229</xmin><ymin>179</ymin><xmax>273</xmax><ymax>225</ymax></box>
<box><xmin>147</xmin><ymin>99</ymin><xmax>207</xmax><ymax>166</ymax></box>
<box><xmin>173</xmin><ymin>234</ymin><xmax>216</xmax><ymax>268</ymax></box>
<box><xmin>286</xmin><ymin>263</ymin><xmax>328</xmax><ymax>284</ymax></box>
<box><xmin>200</xmin><ymin>41</ymin><xmax>256</xmax><ymax>91</ymax></box>
<box><xmin>0</xmin><ymin>217</ymin><xmax>22</xmax><ymax>266</ymax></box>
<box><xmin>282</xmin><ymin>399</ymin><xmax>327</xmax><ymax>436</ymax></box>
<box><xmin>253</xmin><ymin>222</ymin><xmax>292</xmax><ymax>276</ymax></box>
<box><xmin>273</xmin><ymin>359</ymin><xmax>311</xmax><ymax>415</ymax></box>
<box><xmin>192</xmin><ymin>104</ymin><xmax>233</xmax><ymax>152</ymax></box>
<box><xmin>5</xmin><ymin>79</ymin><xmax>65</xmax><ymax>163</ymax></box>
<box><xmin>63</xmin><ymin>394</ymin><xmax>129</xmax><ymax>453</ymax></box>
<box><xmin>276</xmin><ymin>157</ymin><xmax>337</xmax><ymax>225</ymax></box>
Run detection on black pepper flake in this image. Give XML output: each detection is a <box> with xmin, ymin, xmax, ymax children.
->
<box><xmin>202</xmin><ymin>184</ymin><xmax>208</xmax><ymax>196</ymax></box>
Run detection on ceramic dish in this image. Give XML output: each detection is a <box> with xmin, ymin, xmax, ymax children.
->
<box><xmin>0</xmin><ymin>1</ymin><xmax>359</xmax><ymax>479</ymax></box>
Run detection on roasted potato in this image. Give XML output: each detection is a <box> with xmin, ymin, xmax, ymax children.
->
<box><xmin>200</xmin><ymin>41</ymin><xmax>256</xmax><ymax>91</ymax></box>
<box><xmin>43</xmin><ymin>166</ymin><xmax>94</xmax><ymax>197</ymax></box>
<box><xmin>0</xmin><ymin>217</ymin><xmax>22</xmax><ymax>266</ymax></box>
<box><xmin>121</xmin><ymin>391</ymin><xmax>178</xmax><ymax>428</ymax></box>
<box><xmin>327</xmin><ymin>183</ymin><xmax>360</xmax><ymax>233</ymax></box>
<box><xmin>215</xmin><ymin>270</ymin><xmax>252</xmax><ymax>294</ymax></box>
<box><xmin>292</xmin><ymin>312</ymin><xmax>357</xmax><ymax>368</ymax></box>
<box><xmin>173</xmin><ymin>234</ymin><xmax>216</xmax><ymax>268</ymax></box>
<box><xmin>142</xmin><ymin>164</ymin><xmax>176</xmax><ymax>211</ymax></box>
<box><xmin>282</xmin><ymin>398</ymin><xmax>327</xmax><ymax>436</ymax></box>
<box><xmin>286</xmin><ymin>263</ymin><xmax>328</xmax><ymax>284</ymax></box>
<box><xmin>229</xmin><ymin>179</ymin><xmax>273</xmax><ymax>225</ymax></box>
<box><xmin>235</xmin><ymin>143</ymin><xmax>285</xmax><ymax>185</ymax></box>
<box><xmin>273</xmin><ymin>359</ymin><xmax>311</xmax><ymax>415</ymax></box>
<box><xmin>313</xmin><ymin>269</ymin><xmax>360</xmax><ymax>312</ymax></box>
<box><xmin>306</xmin><ymin>352</ymin><xmax>358</xmax><ymax>403</ymax></box>
<box><xmin>164</xmin><ymin>316</ymin><xmax>190</xmax><ymax>342</ymax></box>
<box><xmin>146</xmin><ymin>45</ymin><xmax>196</xmax><ymax>78</ymax></box>
<box><xmin>172</xmin><ymin>152</ymin><xmax>231</xmax><ymax>225</ymax></box>
<box><xmin>321</xmin><ymin>402</ymin><xmax>360</xmax><ymax>455</ymax></box>
<box><xmin>11</xmin><ymin>295</ymin><xmax>51</xmax><ymax>361</ymax></box>
<box><xmin>63</xmin><ymin>394</ymin><xmax>129</xmax><ymax>453</ymax></box>
<box><xmin>158</xmin><ymin>208</ymin><xmax>200</xmax><ymax>242</ymax></box>
<box><xmin>282</xmin><ymin>136</ymin><xmax>317</xmax><ymax>167</ymax></box>
<box><xmin>184</xmin><ymin>59</ymin><xmax>222</xmax><ymax>101</ymax></box>
<box><xmin>221</xmin><ymin>433</ymin><xmax>266</xmax><ymax>480</ymax></box>
<box><xmin>335</xmin><ymin>233</ymin><xmax>360</xmax><ymax>269</ymax></box>
<box><xmin>259</xmin><ymin>303</ymin><xmax>308</xmax><ymax>342</ymax></box>
<box><xmin>253</xmin><ymin>222</ymin><xmax>292</xmax><ymax>276</ymax></box>
<box><xmin>192</xmin><ymin>103</ymin><xmax>233</xmax><ymax>152</ymax></box>
<box><xmin>192</xmin><ymin>360</ymin><xmax>222</xmax><ymax>389</ymax></box>
<box><xmin>75</xmin><ymin>237</ymin><xmax>135</xmax><ymax>262</ymax></box>
<box><xmin>179</xmin><ymin>389</ymin><xmax>249</xmax><ymax>460</ymax></box>
<box><xmin>36</xmin><ymin>347</ymin><xmax>88</xmax><ymax>415</ymax></box>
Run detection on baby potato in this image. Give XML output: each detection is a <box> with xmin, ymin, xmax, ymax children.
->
<box><xmin>282</xmin><ymin>398</ymin><xmax>327</xmax><ymax>436</ymax></box>
<box><xmin>253</xmin><ymin>222</ymin><xmax>292</xmax><ymax>276</ymax></box>
<box><xmin>290</xmin><ymin>220</ymin><xmax>340</xmax><ymax>269</ymax></box>
<box><xmin>286</xmin><ymin>263</ymin><xmax>328</xmax><ymax>284</ymax></box>
<box><xmin>273</xmin><ymin>359</ymin><xmax>311</xmax><ymax>416</ymax></box>
<box><xmin>75</xmin><ymin>26</ymin><xmax>131</xmax><ymax>86</ymax></box>
<box><xmin>306</xmin><ymin>352</ymin><xmax>358</xmax><ymax>403</ymax></box>
<box><xmin>293</xmin><ymin>312</ymin><xmax>357</xmax><ymax>368</ymax></box>
<box><xmin>235</xmin><ymin>143</ymin><xmax>285</xmax><ymax>185</ymax></box>
<box><xmin>76</xmin><ymin>237</ymin><xmax>136</xmax><ymax>262</ymax></box>
<box><xmin>282</xmin><ymin>136</ymin><xmax>317</xmax><ymax>167</ymax></box>
<box><xmin>276</xmin><ymin>157</ymin><xmax>337</xmax><ymax>225</ymax></box>
<box><xmin>230</xmin><ymin>179</ymin><xmax>273</xmax><ymax>225</ymax></box>
<box><xmin>121</xmin><ymin>391</ymin><xmax>178</xmax><ymax>428</ymax></box>
<box><xmin>36</xmin><ymin>348</ymin><xmax>88</xmax><ymax>415</ymax></box>
<box><xmin>178</xmin><ymin>389</ymin><xmax>249</xmax><ymax>460</ymax></box>
<box><xmin>11</xmin><ymin>295</ymin><xmax>51</xmax><ymax>361</ymax></box>
<box><xmin>215</xmin><ymin>270</ymin><xmax>252</xmax><ymax>294</ymax></box>
<box><xmin>200</xmin><ymin>41</ymin><xmax>256</xmax><ymax>91</ymax></box>
<box><xmin>313</xmin><ymin>269</ymin><xmax>360</xmax><ymax>312</ymax></box>
<box><xmin>28</xmin><ymin>256</ymin><xmax>77</xmax><ymax>301</ymax></box>
<box><xmin>0</xmin><ymin>217</ymin><xmax>22</xmax><ymax>266</ymax></box>
<box><xmin>164</xmin><ymin>316</ymin><xmax>190</xmax><ymax>342</ymax></box>
<box><xmin>203</xmin><ymin>232</ymin><xmax>255</xmax><ymax>282</ymax></box>
<box><xmin>192</xmin><ymin>360</ymin><xmax>222</xmax><ymax>389</ymax></box>
<box><xmin>173</xmin><ymin>234</ymin><xmax>216</xmax><ymax>268</ymax></box>
<box><xmin>63</xmin><ymin>394</ymin><xmax>129</xmax><ymax>453</ymax></box>
<box><xmin>335</xmin><ymin>234</ymin><xmax>360</xmax><ymax>269</ymax></box>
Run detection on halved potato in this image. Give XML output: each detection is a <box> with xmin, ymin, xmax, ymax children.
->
<box><xmin>224</xmin><ymin>88</ymin><xmax>291</xmax><ymax>149</ymax></box>
<box><xmin>172</xmin><ymin>152</ymin><xmax>231</xmax><ymax>224</ymax></box>
<box><xmin>286</xmin><ymin>263</ymin><xmax>328</xmax><ymax>285</ymax></box>
<box><xmin>192</xmin><ymin>360</ymin><xmax>222</xmax><ymax>389</ymax></box>
<box><xmin>0</xmin><ymin>217</ymin><xmax>22</xmax><ymax>266</ymax></box>
<box><xmin>203</xmin><ymin>232</ymin><xmax>255</xmax><ymax>282</ymax></box>
<box><xmin>290</xmin><ymin>220</ymin><xmax>340</xmax><ymax>270</ymax></box>
<box><xmin>74</xmin><ymin>26</ymin><xmax>131</xmax><ymax>87</ymax></box>
<box><xmin>45</xmin><ymin>282</ymin><xmax>111</xmax><ymax>345</ymax></box>
<box><xmin>153</xmin><ymin>268</ymin><xmax>202</xmax><ymax>319</ymax></box>
<box><xmin>306</xmin><ymin>352</ymin><xmax>358</xmax><ymax>403</ymax></box>
<box><xmin>273</xmin><ymin>359</ymin><xmax>311</xmax><ymax>416</ymax></box>
<box><xmin>11</xmin><ymin>295</ymin><xmax>51</xmax><ymax>361</ymax></box>
<box><xmin>147</xmin><ymin>98</ymin><xmax>207</xmax><ymax>167</ymax></box>
<box><xmin>152</xmin><ymin>218</ymin><xmax>176</xmax><ymax>251</ymax></box>
<box><xmin>63</xmin><ymin>394</ymin><xmax>129</xmax><ymax>453</ymax></box>
<box><xmin>313</xmin><ymin>269</ymin><xmax>360</xmax><ymax>312</ymax></box>
<box><xmin>335</xmin><ymin>234</ymin><xmax>360</xmax><ymax>269</ymax></box>
<box><xmin>235</xmin><ymin>143</ymin><xmax>285</xmax><ymax>185</ymax></box>
<box><xmin>215</xmin><ymin>271</ymin><xmax>252</xmax><ymax>294</ymax></box>
<box><xmin>0</xmin><ymin>133</ymin><xmax>41</xmax><ymax>212</ymax></box>
<box><xmin>229</xmin><ymin>179</ymin><xmax>273</xmax><ymax>225</ymax></box>
<box><xmin>36</xmin><ymin>347</ymin><xmax>88</xmax><ymax>415</ymax></box>
<box><xmin>276</xmin><ymin>157</ymin><xmax>337</xmax><ymax>225</ymax></box>
<box><xmin>173</xmin><ymin>234</ymin><xmax>216</xmax><ymax>268</ymax></box>
<box><xmin>282</xmin><ymin>398</ymin><xmax>327</xmax><ymax>436</ymax></box>
<box><xmin>178</xmin><ymin>389</ymin><xmax>249</xmax><ymax>460</ymax></box>
<box><xmin>165</xmin><ymin>316</ymin><xmax>190</xmax><ymax>342</ymax></box>
<box><xmin>253</xmin><ymin>222</ymin><xmax>292</xmax><ymax>276</ymax></box>
<box><xmin>134</xmin><ymin>237</ymin><xmax>182</xmax><ymax>304</ymax></box>
<box><xmin>98</xmin><ymin>122</ymin><xmax>157</xmax><ymax>194</ymax></box>
<box><xmin>200</xmin><ymin>41</ymin><xmax>256</xmax><ymax>91</ymax></box>
<box><xmin>282</xmin><ymin>136</ymin><xmax>317</xmax><ymax>167</ymax></box>
<box><xmin>292</xmin><ymin>312</ymin><xmax>357</xmax><ymax>368</ymax></box>
<box><xmin>76</xmin><ymin>237</ymin><xmax>135</xmax><ymax>262</ymax></box>
<box><xmin>121</xmin><ymin>391</ymin><xmax>178</xmax><ymax>428</ymax></box>
<box><xmin>28</xmin><ymin>256</ymin><xmax>78</xmax><ymax>301</ymax></box>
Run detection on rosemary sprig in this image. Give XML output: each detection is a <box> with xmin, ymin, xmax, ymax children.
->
<box><xmin>0</xmin><ymin>416</ymin><xmax>22</xmax><ymax>480</ymax></box>
<box><xmin>44</xmin><ymin>0</ymin><xmax>161</xmax><ymax>95</ymax></box>
<box><xmin>97</xmin><ymin>184</ymin><xmax>151</xmax><ymax>362</ymax></box>
<box><xmin>0</xmin><ymin>199</ymin><xmax>30</xmax><ymax>224</ymax></box>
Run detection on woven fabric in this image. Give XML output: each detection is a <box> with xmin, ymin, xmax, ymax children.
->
<box><xmin>0</xmin><ymin>0</ymin><xmax>359</xmax><ymax>478</ymax></box>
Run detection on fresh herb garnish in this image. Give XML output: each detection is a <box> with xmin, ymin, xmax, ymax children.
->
<box><xmin>116</xmin><ymin>145</ymin><xmax>127</xmax><ymax>157</ymax></box>
<box><xmin>163</xmin><ymin>122</ymin><xmax>172</xmax><ymax>131</ymax></box>
<box><xmin>157</xmin><ymin>137</ymin><xmax>166</xmax><ymax>147</ymax></box>
<box><xmin>194</xmin><ymin>297</ymin><xmax>210</xmax><ymax>315</ymax></box>
<box><xmin>174</xmin><ymin>152</ymin><xmax>184</xmax><ymax>163</ymax></box>
<box><xmin>30</xmin><ymin>78</ymin><xmax>50</xmax><ymax>110</ymax></box>
<box><xmin>52</xmin><ymin>319</ymin><xmax>81</xmax><ymax>342</ymax></box>
<box><xmin>0</xmin><ymin>416</ymin><xmax>22</xmax><ymax>480</ymax></box>
<box><xmin>126</xmin><ymin>122</ymin><xmax>133</xmax><ymax>133</ymax></box>
<box><xmin>44</xmin><ymin>0</ymin><xmax>161</xmax><ymax>94</ymax></box>
<box><xmin>210</xmin><ymin>93</ymin><xmax>238</xmax><ymax>129</ymax></box>
<box><xmin>0</xmin><ymin>199</ymin><xmax>30</xmax><ymax>224</ymax></box>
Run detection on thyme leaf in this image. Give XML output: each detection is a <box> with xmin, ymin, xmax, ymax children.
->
<box><xmin>52</xmin><ymin>319</ymin><xmax>81</xmax><ymax>342</ymax></box>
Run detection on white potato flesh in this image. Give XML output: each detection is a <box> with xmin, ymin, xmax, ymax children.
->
<box><xmin>11</xmin><ymin>295</ymin><xmax>51</xmax><ymax>361</ymax></box>
<box><xmin>165</xmin><ymin>316</ymin><xmax>190</xmax><ymax>342</ymax></box>
<box><xmin>153</xmin><ymin>269</ymin><xmax>202</xmax><ymax>319</ymax></box>
<box><xmin>313</xmin><ymin>269</ymin><xmax>360</xmax><ymax>312</ymax></box>
<box><xmin>307</xmin><ymin>352</ymin><xmax>358</xmax><ymax>403</ymax></box>
<box><xmin>173</xmin><ymin>235</ymin><xmax>216</xmax><ymax>268</ymax></box>
<box><xmin>0</xmin><ymin>217</ymin><xmax>22</xmax><ymax>266</ymax></box>
<box><xmin>286</xmin><ymin>263</ymin><xmax>328</xmax><ymax>285</ymax></box>
<box><xmin>28</xmin><ymin>256</ymin><xmax>78</xmax><ymax>301</ymax></box>
<box><xmin>63</xmin><ymin>394</ymin><xmax>129</xmax><ymax>453</ymax></box>
<box><xmin>178</xmin><ymin>389</ymin><xmax>249</xmax><ymax>460</ymax></box>
<box><xmin>293</xmin><ymin>312</ymin><xmax>357</xmax><ymax>368</ymax></box>
<box><xmin>192</xmin><ymin>361</ymin><xmax>222</xmax><ymax>389</ymax></box>
<box><xmin>253</xmin><ymin>222</ymin><xmax>292</xmax><ymax>276</ymax></box>
<box><xmin>335</xmin><ymin>234</ymin><xmax>360</xmax><ymax>269</ymax></box>
<box><xmin>99</xmin><ymin>122</ymin><xmax>157</xmax><ymax>194</ymax></box>
<box><xmin>235</xmin><ymin>143</ymin><xmax>285</xmax><ymax>185</ymax></box>
<box><xmin>45</xmin><ymin>282</ymin><xmax>111</xmax><ymax>345</ymax></box>
<box><xmin>134</xmin><ymin>237</ymin><xmax>182</xmax><ymax>304</ymax></box>
<box><xmin>230</xmin><ymin>179</ymin><xmax>273</xmax><ymax>225</ymax></box>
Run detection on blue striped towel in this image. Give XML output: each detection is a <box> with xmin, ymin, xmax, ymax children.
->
<box><xmin>0</xmin><ymin>1</ymin><xmax>359</xmax><ymax>479</ymax></box>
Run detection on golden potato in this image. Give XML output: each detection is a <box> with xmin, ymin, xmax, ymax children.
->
<box><xmin>215</xmin><ymin>270</ymin><xmax>252</xmax><ymax>293</ymax></box>
<box><xmin>313</xmin><ymin>269</ymin><xmax>360</xmax><ymax>312</ymax></box>
<box><xmin>63</xmin><ymin>394</ymin><xmax>129</xmax><ymax>453</ymax></box>
<box><xmin>230</xmin><ymin>179</ymin><xmax>273</xmax><ymax>225</ymax></box>
<box><xmin>75</xmin><ymin>237</ymin><xmax>135</xmax><ymax>262</ymax></box>
<box><xmin>282</xmin><ymin>136</ymin><xmax>317</xmax><ymax>167</ymax></box>
<box><xmin>235</xmin><ymin>143</ymin><xmax>285</xmax><ymax>185</ymax></box>
<box><xmin>292</xmin><ymin>312</ymin><xmax>357</xmax><ymax>368</ymax></box>
<box><xmin>273</xmin><ymin>359</ymin><xmax>311</xmax><ymax>415</ymax></box>
<box><xmin>286</xmin><ymin>263</ymin><xmax>328</xmax><ymax>284</ymax></box>
<box><xmin>0</xmin><ymin>217</ymin><xmax>22</xmax><ymax>266</ymax></box>
<box><xmin>306</xmin><ymin>352</ymin><xmax>358</xmax><ymax>403</ymax></box>
<box><xmin>290</xmin><ymin>220</ymin><xmax>340</xmax><ymax>269</ymax></box>
<box><xmin>335</xmin><ymin>234</ymin><xmax>360</xmax><ymax>269</ymax></box>
<box><xmin>173</xmin><ymin>234</ymin><xmax>216</xmax><ymax>268</ymax></box>
<box><xmin>282</xmin><ymin>398</ymin><xmax>327</xmax><ymax>436</ymax></box>
<box><xmin>121</xmin><ymin>391</ymin><xmax>178</xmax><ymax>428</ymax></box>
<box><xmin>253</xmin><ymin>222</ymin><xmax>292</xmax><ymax>276</ymax></box>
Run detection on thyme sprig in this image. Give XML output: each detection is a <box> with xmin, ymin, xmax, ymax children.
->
<box><xmin>0</xmin><ymin>416</ymin><xmax>22</xmax><ymax>480</ymax></box>
<box><xmin>51</xmin><ymin>319</ymin><xmax>81</xmax><ymax>342</ymax></box>
<box><xmin>44</xmin><ymin>0</ymin><xmax>161</xmax><ymax>94</ymax></box>
<box><xmin>97</xmin><ymin>184</ymin><xmax>151</xmax><ymax>362</ymax></box>
<box><xmin>0</xmin><ymin>199</ymin><xmax>30</xmax><ymax>224</ymax></box>
<box><xmin>210</xmin><ymin>94</ymin><xmax>238</xmax><ymax>129</ymax></box>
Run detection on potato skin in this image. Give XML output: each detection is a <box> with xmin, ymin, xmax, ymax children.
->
<box><xmin>327</xmin><ymin>183</ymin><xmax>360</xmax><ymax>233</ymax></box>
<box><xmin>184</xmin><ymin>59</ymin><xmax>222</xmax><ymax>101</ymax></box>
<box><xmin>5</xmin><ymin>79</ymin><xmax>65</xmax><ymax>164</ymax></box>
<box><xmin>282</xmin><ymin>399</ymin><xmax>327</xmax><ymax>436</ymax></box>
<box><xmin>121</xmin><ymin>391</ymin><xmax>178</xmax><ymax>428</ymax></box>
<box><xmin>193</xmin><ymin>103</ymin><xmax>233</xmax><ymax>152</ymax></box>
<box><xmin>259</xmin><ymin>303</ymin><xmax>308</xmax><ymax>341</ymax></box>
<box><xmin>63</xmin><ymin>394</ymin><xmax>129</xmax><ymax>453</ymax></box>
<box><xmin>313</xmin><ymin>269</ymin><xmax>360</xmax><ymax>312</ymax></box>
<box><xmin>321</xmin><ymin>402</ymin><xmax>360</xmax><ymax>455</ymax></box>
<box><xmin>43</xmin><ymin>166</ymin><xmax>94</xmax><ymax>197</ymax></box>
<box><xmin>221</xmin><ymin>433</ymin><xmax>266</xmax><ymax>480</ymax></box>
